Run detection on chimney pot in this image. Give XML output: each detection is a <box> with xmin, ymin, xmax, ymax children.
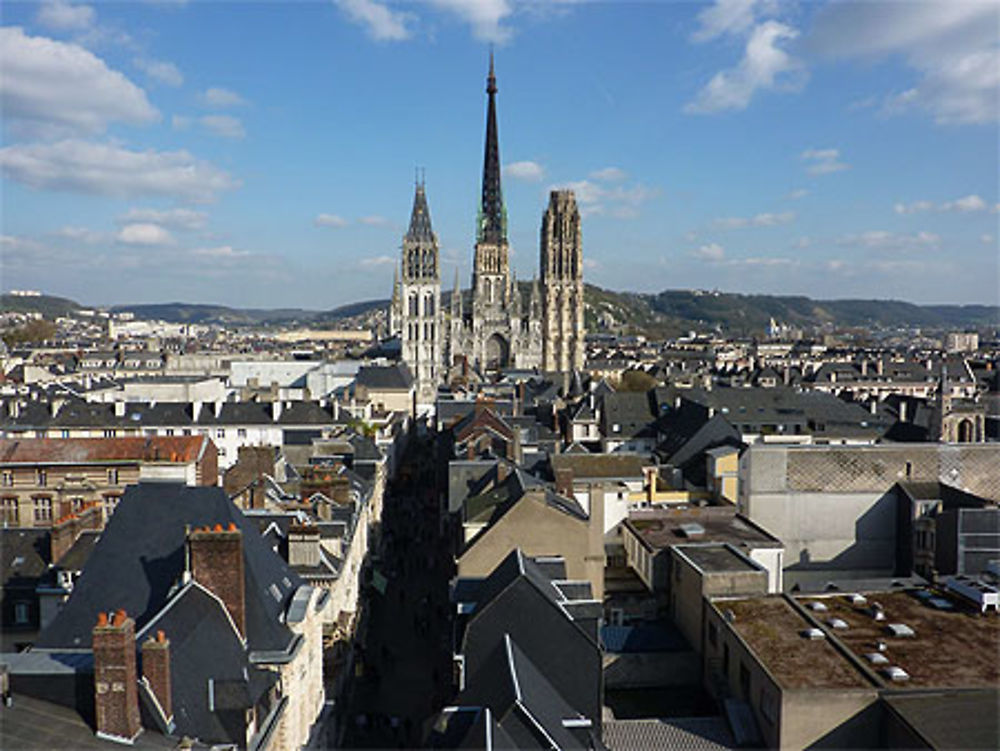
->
<box><xmin>97</xmin><ymin>612</ymin><xmax>108</xmax><ymax>627</ymax></box>
<box><xmin>113</xmin><ymin>609</ymin><xmax>127</xmax><ymax>627</ymax></box>
<box><xmin>156</xmin><ymin>630</ymin><xmax>166</xmax><ymax>643</ymax></box>
<box><xmin>213</xmin><ymin>523</ymin><xmax>223</xmax><ymax>532</ymax></box>
<box><xmin>227</xmin><ymin>522</ymin><xmax>237</xmax><ymax>532</ymax></box>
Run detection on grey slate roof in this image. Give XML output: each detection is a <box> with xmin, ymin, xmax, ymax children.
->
<box><xmin>602</xmin><ymin>717</ymin><xmax>735</xmax><ymax>751</ymax></box>
<box><xmin>36</xmin><ymin>483</ymin><xmax>302</xmax><ymax>654</ymax></box>
<box><xmin>356</xmin><ymin>363</ymin><xmax>414</xmax><ymax>390</ymax></box>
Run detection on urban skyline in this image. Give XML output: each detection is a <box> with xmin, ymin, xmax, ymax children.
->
<box><xmin>2</xmin><ymin>0</ymin><xmax>998</xmax><ymax>307</ymax></box>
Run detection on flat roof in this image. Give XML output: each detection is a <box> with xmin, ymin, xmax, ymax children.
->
<box><xmin>719</xmin><ymin>597</ymin><xmax>870</xmax><ymax>690</ymax></box>
<box><xmin>628</xmin><ymin>507</ymin><xmax>781</xmax><ymax>551</ymax></box>
<box><xmin>796</xmin><ymin>591</ymin><xmax>1000</xmax><ymax>689</ymax></box>
<box><xmin>676</xmin><ymin>544</ymin><xmax>761</xmax><ymax>574</ymax></box>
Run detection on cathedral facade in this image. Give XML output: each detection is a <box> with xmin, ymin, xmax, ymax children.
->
<box><xmin>389</xmin><ymin>56</ymin><xmax>584</xmax><ymax>403</ymax></box>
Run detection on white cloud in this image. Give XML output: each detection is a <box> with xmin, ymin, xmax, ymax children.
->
<box><xmin>118</xmin><ymin>208</ymin><xmax>208</xmax><ymax>231</ymax></box>
<box><xmin>839</xmin><ymin>230</ymin><xmax>940</xmax><ymax>250</ymax></box>
<box><xmin>427</xmin><ymin>0</ymin><xmax>514</xmax><ymax>43</ymax></box>
<box><xmin>199</xmin><ymin>114</ymin><xmax>246</xmax><ymax>139</ymax></box>
<box><xmin>133</xmin><ymin>57</ymin><xmax>183</xmax><ymax>87</ymax></box>
<box><xmin>733</xmin><ymin>256</ymin><xmax>796</xmax><ymax>267</ymax></box>
<box><xmin>714</xmin><ymin>210</ymin><xmax>795</xmax><ymax>229</ymax></box>
<box><xmin>807</xmin><ymin>1</ymin><xmax>999</xmax><ymax>124</ymax></box>
<box><xmin>690</xmin><ymin>0</ymin><xmax>762</xmax><ymax>43</ymax></box>
<box><xmin>894</xmin><ymin>194</ymin><xmax>992</xmax><ymax>214</ymax></box>
<box><xmin>359</xmin><ymin>255</ymin><xmax>396</xmax><ymax>268</ymax></box>
<box><xmin>503</xmin><ymin>160</ymin><xmax>545</xmax><ymax>181</ymax></box>
<box><xmin>551</xmin><ymin>178</ymin><xmax>655</xmax><ymax>219</ymax></box>
<box><xmin>315</xmin><ymin>213</ymin><xmax>349</xmax><ymax>228</ymax></box>
<box><xmin>0</xmin><ymin>139</ymin><xmax>239</xmax><ymax>202</ymax></box>
<box><xmin>0</xmin><ymin>27</ymin><xmax>158</xmax><ymax>137</ymax></box>
<box><xmin>786</xmin><ymin>188</ymin><xmax>808</xmax><ymax>200</ymax></box>
<box><xmin>982</xmin><ymin>234</ymin><xmax>995</xmax><ymax>245</ymax></box>
<box><xmin>359</xmin><ymin>215</ymin><xmax>390</xmax><ymax>226</ymax></box>
<box><xmin>191</xmin><ymin>245</ymin><xmax>251</xmax><ymax>260</ymax></box>
<box><xmin>117</xmin><ymin>222</ymin><xmax>174</xmax><ymax>246</ymax></box>
<box><xmin>334</xmin><ymin>0</ymin><xmax>413</xmax><ymax>41</ymax></box>
<box><xmin>36</xmin><ymin>0</ymin><xmax>96</xmax><ymax>31</ymax></box>
<box><xmin>801</xmin><ymin>147</ymin><xmax>849</xmax><ymax>175</ymax></box>
<box><xmin>172</xmin><ymin>115</ymin><xmax>192</xmax><ymax>130</ymax></box>
<box><xmin>793</xmin><ymin>236</ymin><xmax>811</xmax><ymax>249</ymax></box>
<box><xmin>52</xmin><ymin>225</ymin><xmax>108</xmax><ymax>244</ymax></box>
<box><xmin>694</xmin><ymin>243</ymin><xmax>726</xmax><ymax>261</ymax></box>
<box><xmin>589</xmin><ymin>166</ymin><xmax>626</xmax><ymax>182</ymax></box>
<box><xmin>685</xmin><ymin>20</ymin><xmax>804</xmax><ymax>114</ymax></box>
<box><xmin>200</xmin><ymin>87</ymin><xmax>246</xmax><ymax>108</ymax></box>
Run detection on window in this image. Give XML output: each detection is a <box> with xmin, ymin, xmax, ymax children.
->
<box><xmin>14</xmin><ymin>602</ymin><xmax>30</xmax><ymax>625</ymax></box>
<box><xmin>216</xmin><ymin>429</ymin><xmax>226</xmax><ymax>438</ymax></box>
<box><xmin>1</xmin><ymin>497</ymin><xmax>17</xmax><ymax>524</ymax></box>
<box><xmin>36</xmin><ymin>469</ymin><xmax>47</xmax><ymax>488</ymax></box>
<box><xmin>70</xmin><ymin>497</ymin><xmax>85</xmax><ymax>512</ymax></box>
<box><xmin>34</xmin><ymin>430</ymin><xmax>46</xmax><ymax>439</ymax></box>
<box><xmin>61</xmin><ymin>430</ymin><xmax>70</xmax><ymax>438</ymax></box>
<box><xmin>108</xmin><ymin>468</ymin><xmax>119</xmax><ymax>485</ymax></box>
<box><xmin>237</xmin><ymin>428</ymin><xmax>247</xmax><ymax>438</ymax></box>
<box><xmin>34</xmin><ymin>497</ymin><xmax>52</xmax><ymax>522</ymax></box>
<box><xmin>218</xmin><ymin>447</ymin><xmax>227</xmax><ymax>457</ymax></box>
<box><xmin>103</xmin><ymin>429</ymin><xmax>116</xmax><ymax>438</ymax></box>
<box><xmin>1</xmin><ymin>471</ymin><xmax>12</xmax><ymax>487</ymax></box>
<box><xmin>182</xmin><ymin>429</ymin><xmax>191</xmax><ymax>436</ymax></box>
<box><xmin>103</xmin><ymin>494</ymin><xmax>121</xmax><ymax>517</ymax></box>
<box><xmin>164</xmin><ymin>429</ymin><xmax>174</xmax><ymax>436</ymax></box>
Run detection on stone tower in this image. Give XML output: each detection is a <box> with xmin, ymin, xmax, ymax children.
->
<box><xmin>541</xmin><ymin>190</ymin><xmax>585</xmax><ymax>372</ymax></box>
<box><xmin>399</xmin><ymin>179</ymin><xmax>442</xmax><ymax>402</ymax></box>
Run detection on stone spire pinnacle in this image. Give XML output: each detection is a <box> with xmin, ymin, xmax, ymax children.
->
<box><xmin>406</xmin><ymin>178</ymin><xmax>435</xmax><ymax>243</ymax></box>
<box><xmin>530</xmin><ymin>274</ymin><xmax>541</xmax><ymax>316</ymax></box>
<box><xmin>478</xmin><ymin>51</ymin><xmax>506</xmax><ymax>245</ymax></box>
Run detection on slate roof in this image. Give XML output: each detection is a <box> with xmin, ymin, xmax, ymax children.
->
<box><xmin>36</xmin><ymin>483</ymin><xmax>302</xmax><ymax>654</ymax></box>
<box><xmin>549</xmin><ymin>453</ymin><xmax>649</xmax><ymax>481</ymax></box>
<box><xmin>882</xmin><ymin>690</ymin><xmax>999</xmax><ymax>750</ymax></box>
<box><xmin>459</xmin><ymin>635</ymin><xmax>595</xmax><ymax>750</ymax></box>
<box><xmin>143</xmin><ymin>581</ymin><xmax>278</xmax><ymax>744</ymax></box>
<box><xmin>1</xmin><ymin>529</ymin><xmax>51</xmax><ymax>586</ymax></box>
<box><xmin>355</xmin><ymin>363</ymin><xmax>413</xmax><ymax>390</ymax></box>
<box><xmin>0</xmin><ymin>692</ymin><xmax>184</xmax><ymax>750</ymax></box>
<box><xmin>602</xmin><ymin>717</ymin><xmax>735</xmax><ymax>751</ymax></box>
<box><xmin>55</xmin><ymin>530</ymin><xmax>101</xmax><ymax>571</ymax></box>
<box><xmin>600</xmin><ymin>392</ymin><xmax>657</xmax><ymax>439</ymax></box>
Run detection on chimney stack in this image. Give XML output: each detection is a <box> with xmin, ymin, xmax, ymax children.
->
<box><xmin>92</xmin><ymin>609</ymin><xmax>142</xmax><ymax>743</ymax></box>
<box><xmin>554</xmin><ymin>467</ymin><xmax>574</xmax><ymax>498</ymax></box>
<box><xmin>188</xmin><ymin>523</ymin><xmax>245</xmax><ymax>638</ymax></box>
<box><xmin>141</xmin><ymin>630</ymin><xmax>172</xmax><ymax>723</ymax></box>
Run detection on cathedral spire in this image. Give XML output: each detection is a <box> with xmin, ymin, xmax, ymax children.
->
<box><xmin>478</xmin><ymin>51</ymin><xmax>506</xmax><ymax>245</ymax></box>
<box><xmin>406</xmin><ymin>178</ymin><xmax>435</xmax><ymax>243</ymax></box>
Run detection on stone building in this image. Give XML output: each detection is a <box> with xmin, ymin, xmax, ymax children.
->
<box><xmin>541</xmin><ymin>190</ymin><xmax>585</xmax><ymax>372</ymax></box>
<box><xmin>390</xmin><ymin>55</ymin><xmax>585</xmax><ymax>399</ymax></box>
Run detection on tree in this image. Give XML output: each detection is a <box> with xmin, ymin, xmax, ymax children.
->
<box><xmin>615</xmin><ymin>369</ymin><xmax>658</xmax><ymax>392</ymax></box>
<box><xmin>2</xmin><ymin>319</ymin><xmax>56</xmax><ymax>347</ymax></box>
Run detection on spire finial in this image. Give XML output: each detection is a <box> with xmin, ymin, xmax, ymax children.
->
<box><xmin>487</xmin><ymin>47</ymin><xmax>497</xmax><ymax>95</ymax></box>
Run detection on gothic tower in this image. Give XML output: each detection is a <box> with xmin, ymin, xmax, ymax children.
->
<box><xmin>541</xmin><ymin>190</ymin><xmax>585</xmax><ymax>372</ymax></box>
<box><xmin>399</xmin><ymin>179</ymin><xmax>442</xmax><ymax>402</ymax></box>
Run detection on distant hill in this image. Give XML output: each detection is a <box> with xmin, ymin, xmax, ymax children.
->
<box><xmin>1</xmin><ymin>293</ymin><xmax>80</xmax><ymax>319</ymax></box>
<box><xmin>5</xmin><ymin>288</ymin><xmax>996</xmax><ymax>335</ymax></box>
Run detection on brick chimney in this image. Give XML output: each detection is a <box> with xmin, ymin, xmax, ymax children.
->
<box><xmin>141</xmin><ymin>630</ymin><xmax>172</xmax><ymax>723</ymax></box>
<box><xmin>554</xmin><ymin>467</ymin><xmax>574</xmax><ymax>498</ymax></box>
<box><xmin>92</xmin><ymin>609</ymin><xmax>141</xmax><ymax>743</ymax></box>
<box><xmin>50</xmin><ymin>514</ymin><xmax>80</xmax><ymax>564</ymax></box>
<box><xmin>188</xmin><ymin>523</ymin><xmax>245</xmax><ymax>638</ymax></box>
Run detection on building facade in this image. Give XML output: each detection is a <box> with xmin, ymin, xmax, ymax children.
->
<box><xmin>390</xmin><ymin>55</ymin><xmax>584</xmax><ymax>399</ymax></box>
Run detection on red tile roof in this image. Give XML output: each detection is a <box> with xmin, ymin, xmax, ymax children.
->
<box><xmin>0</xmin><ymin>436</ymin><xmax>207</xmax><ymax>465</ymax></box>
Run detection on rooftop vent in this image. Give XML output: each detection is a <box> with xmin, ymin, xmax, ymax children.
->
<box><xmin>827</xmin><ymin>618</ymin><xmax>849</xmax><ymax>630</ymax></box>
<box><xmin>927</xmin><ymin>597</ymin><xmax>954</xmax><ymax>611</ymax></box>
<box><xmin>886</xmin><ymin>623</ymin><xmax>915</xmax><ymax>638</ymax></box>
<box><xmin>882</xmin><ymin>666</ymin><xmax>910</xmax><ymax>682</ymax></box>
<box><xmin>807</xmin><ymin>601</ymin><xmax>828</xmax><ymax>612</ymax></box>
<box><xmin>679</xmin><ymin>523</ymin><xmax>706</xmax><ymax>538</ymax></box>
<box><xmin>800</xmin><ymin>628</ymin><xmax>825</xmax><ymax>640</ymax></box>
<box><xmin>865</xmin><ymin>653</ymin><xmax>889</xmax><ymax>665</ymax></box>
<box><xmin>868</xmin><ymin>604</ymin><xmax>886</xmax><ymax>621</ymax></box>
<box><xmin>849</xmin><ymin>594</ymin><xmax>867</xmax><ymax>606</ymax></box>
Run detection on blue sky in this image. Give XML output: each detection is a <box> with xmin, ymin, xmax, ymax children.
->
<box><xmin>1</xmin><ymin>0</ymin><xmax>998</xmax><ymax>308</ymax></box>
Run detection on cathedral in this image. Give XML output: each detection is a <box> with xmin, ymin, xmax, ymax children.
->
<box><xmin>389</xmin><ymin>55</ymin><xmax>585</xmax><ymax>403</ymax></box>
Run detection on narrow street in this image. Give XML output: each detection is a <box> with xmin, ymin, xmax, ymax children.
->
<box><xmin>339</xmin><ymin>435</ymin><xmax>455</xmax><ymax>749</ymax></box>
